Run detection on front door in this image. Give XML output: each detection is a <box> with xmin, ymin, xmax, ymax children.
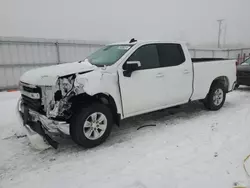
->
<box><xmin>118</xmin><ymin>44</ymin><xmax>167</xmax><ymax>117</ymax></box>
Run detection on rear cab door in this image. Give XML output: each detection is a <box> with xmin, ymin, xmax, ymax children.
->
<box><xmin>156</xmin><ymin>43</ymin><xmax>193</xmax><ymax>105</ymax></box>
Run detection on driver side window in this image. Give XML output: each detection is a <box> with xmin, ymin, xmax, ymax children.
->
<box><xmin>126</xmin><ymin>44</ymin><xmax>160</xmax><ymax>70</ymax></box>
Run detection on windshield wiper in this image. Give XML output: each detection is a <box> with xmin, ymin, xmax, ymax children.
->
<box><xmin>78</xmin><ymin>59</ymin><xmax>93</xmax><ymax>65</ymax></box>
<box><xmin>78</xmin><ymin>59</ymin><xmax>109</xmax><ymax>68</ymax></box>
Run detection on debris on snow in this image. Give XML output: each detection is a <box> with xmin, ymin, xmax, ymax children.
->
<box><xmin>233</xmin><ymin>181</ymin><xmax>247</xmax><ymax>188</ymax></box>
<box><xmin>137</xmin><ymin>124</ymin><xmax>156</xmax><ymax>130</ymax></box>
<box><xmin>3</xmin><ymin>133</ymin><xmax>27</xmax><ymax>140</ymax></box>
<box><xmin>214</xmin><ymin>152</ymin><xmax>218</xmax><ymax>157</ymax></box>
<box><xmin>49</xmin><ymin>158</ymin><xmax>56</xmax><ymax>162</ymax></box>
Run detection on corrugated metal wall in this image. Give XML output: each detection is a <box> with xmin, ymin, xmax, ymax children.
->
<box><xmin>189</xmin><ymin>48</ymin><xmax>250</xmax><ymax>59</ymax></box>
<box><xmin>0</xmin><ymin>37</ymin><xmax>250</xmax><ymax>90</ymax></box>
<box><xmin>0</xmin><ymin>37</ymin><xmax>105</xmax><ymax>90</ymax></box>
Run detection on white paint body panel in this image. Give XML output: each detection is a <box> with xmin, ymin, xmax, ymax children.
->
<box><xmin>19</xmin><ymin>40</ymin><xmax>237</xmax><ymax>121</ymax></box>
<box><xmin>77</xmin><ymin>70</ymin><xmax>123</xmax><ymax>115</ymax></box>
<box><xmin>117</xmin><ymin>43</ymin><xmax>194</xmax><ymax>118</ymax></box>
<box><xmin>191</xmin><ymin>60</ymin><xmax>236</xmax><ymax>100</ymax></box>
<box><xmin>163</xmin><ymin>44</ymin><xmax>193</xmax><ymax>105</ymax></box>
<box><xmin>118</xmin><ymin>67</ymin><xmax>168</xmax><ymax>117</ymax></box>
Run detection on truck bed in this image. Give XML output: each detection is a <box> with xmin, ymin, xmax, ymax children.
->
<box><xmin>191</xmin><ymin>59</ymin><xmax>236</xmax><ymax>101</ymax></box>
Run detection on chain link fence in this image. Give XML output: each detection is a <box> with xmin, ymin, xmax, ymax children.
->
<box><xmin>0</xmin><ymin>37</ymin><xmax>250</xmax><ymax>90</ymax></box>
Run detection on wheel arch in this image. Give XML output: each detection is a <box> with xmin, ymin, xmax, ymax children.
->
<box><xmin>203</xmin><ymin>76</ymin><xmax>228</xmax><ymax>111</ymax></box>
<box><xmin>209</xmin><ymin>76</ymin><xmax>229</xmax><ymax>93</ymax></box>
<box><xmin>70</xmin><ymin>92</ymin><xmax>121</xmax><ymax>126</ymax></box>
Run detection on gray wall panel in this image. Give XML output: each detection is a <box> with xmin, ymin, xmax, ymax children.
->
<box><xmin>0</xmin><ymin>37</ymin><xmax>249</xmax><ymax>90</ymax></box>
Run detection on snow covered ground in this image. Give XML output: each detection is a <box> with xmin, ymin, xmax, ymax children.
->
<box><xmin>1</xmin><ymin>89</ymin><xmax>250</xmax><ymax>188</ymax></box>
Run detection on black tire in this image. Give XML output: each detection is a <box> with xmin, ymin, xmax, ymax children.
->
<box><xmin>203</xmin><ymin>82</ymin><xmax>226</xmax><ymax>111</ymax></box>
<box><xmin>70</xmin><ymin>103</ymin><xmax>113</xmax><ymax>148</ymax></box>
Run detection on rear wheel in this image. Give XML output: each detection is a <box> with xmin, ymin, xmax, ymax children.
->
<box><xmin>70</xmin><ymin>103</ymin><xmax>113</xmax><ymax>148</ymax></box>
<box><xmin>203</xmin><ymin>82</ymin><xmax>226</xmax><ymax>111</ymax></box>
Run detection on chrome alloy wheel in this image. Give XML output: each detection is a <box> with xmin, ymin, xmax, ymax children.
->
<box><xmin>213</xmin><ymin>88</ymin><xmax>224</xmax><ymax>106</ymax></box>
<box><xmin>83</xmin><ymin>112</ymin><xmax>108</xmax><ymax>140</ymax></box>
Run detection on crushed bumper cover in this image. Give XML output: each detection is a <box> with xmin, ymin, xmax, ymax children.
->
<box><xmin>16</xmin><ymin>98</ymin><xmax>70</xmax><ymax>150</ymax></box>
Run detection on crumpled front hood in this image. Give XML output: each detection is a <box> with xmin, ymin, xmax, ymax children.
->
<box><xmin>20</xmin><ymin>61</ymin><xmax>97</xmax><ymax>86</ymax></box>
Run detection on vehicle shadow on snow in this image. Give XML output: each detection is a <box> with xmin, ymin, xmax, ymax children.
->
<box><xmin>109</xmin><ymin>100</ymin><xmax>235</xmax><ymax>143</ymax></box>
<box><xmin>56</xmin><ymin>100</ymin><xmax>235</xmax><ymax>153</ymax></box>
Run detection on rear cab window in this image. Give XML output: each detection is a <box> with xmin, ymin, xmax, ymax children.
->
<box><xmin>157</xmin><ymin>43</ymin><xmax>185</xmax><ymax>67</ymax></box>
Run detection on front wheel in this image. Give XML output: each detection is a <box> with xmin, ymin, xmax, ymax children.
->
<box><xmin>70</xmin><ymin>103</ymin><xmax>113</xmax><ymax>148</ymax></box>
<box><xmin>203</xmin><ymin>82</ymin><xmax>226</xmax><ymax>111</ymax></box>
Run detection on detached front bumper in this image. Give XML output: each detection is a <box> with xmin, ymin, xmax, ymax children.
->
<box><xmin>16</xmin><ymin>98</ymin><xmax>70</xmax><ymax>149</ymax></box>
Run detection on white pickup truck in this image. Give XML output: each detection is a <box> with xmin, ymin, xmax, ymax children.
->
<box><xmin>17</xmin><ymin>39</ymin><xmax>237</xmax><ymax>149</ymax></box>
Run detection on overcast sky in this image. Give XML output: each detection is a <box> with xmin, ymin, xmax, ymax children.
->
<box><xmin>0</xmin><ymin>0</ymin><xmax>250</xmax><ymax>47</ymax></box>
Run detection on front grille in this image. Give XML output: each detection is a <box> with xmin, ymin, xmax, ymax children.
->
<box><xmin>22</xmin><ymin>85</ymin><xmax>42</xmax><ymax>94</ymax></box>
<box><xmin>22</xmin><ymin>95</ymin><xmax>43</xmax><ymax>112</ymax></box>
<box><xmin>20</xmin><ymin>83</ymin><xmax>44</xmax><ymax>114</ymax></box>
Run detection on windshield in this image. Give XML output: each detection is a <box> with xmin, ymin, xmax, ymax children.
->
<box><xmin>241</xmin><ymin>57</ymin><xmax>250</xmax><ymax>65</ymax></box>
<box><xmin>84</xmin><ymin>45</ymin><xmax>133</xmax><ymax>66</ymax></box>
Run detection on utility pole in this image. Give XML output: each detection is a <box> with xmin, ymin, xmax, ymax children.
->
<box><xmin>217</xmin><ymin>19</ymin><xmax>224</xmax><ymax>48</ymax></box>
<box><xmin>223</xmin><ymin>23</ymin><xmax>227</xmax><ymax>47</ymax></box>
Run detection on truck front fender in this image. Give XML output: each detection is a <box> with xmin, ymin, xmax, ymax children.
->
<box><xmin>45</xmin><ymin>70</ymin><xmax>123</xmax><ymax>120</ymax></box>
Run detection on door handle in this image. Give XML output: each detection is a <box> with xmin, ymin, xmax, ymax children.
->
<box><xmin>156</xmin><ymin>73</ymin><xmax>164</xmax><ymax>78</ymax></box>
<box><xmin>183</xmin><ymin>70</ymin><xmax>190</xmax><ymax>74</ymax></box>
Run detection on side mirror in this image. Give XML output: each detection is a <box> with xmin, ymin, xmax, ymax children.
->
<box><xmin>123</xmin><ymin>61</ymin><xmax>141</xmax><ymax>77</ymax></box>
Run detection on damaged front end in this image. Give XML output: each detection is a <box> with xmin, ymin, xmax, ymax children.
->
<box><xmin>17</xmin><ymin>73</ymin><xmax>87</xmax><ymax>150</ymax></box>
<box><xmin>45</xmin><ymin>74</ymin><xmax>86</xmax><ymax>119</ymax></box>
